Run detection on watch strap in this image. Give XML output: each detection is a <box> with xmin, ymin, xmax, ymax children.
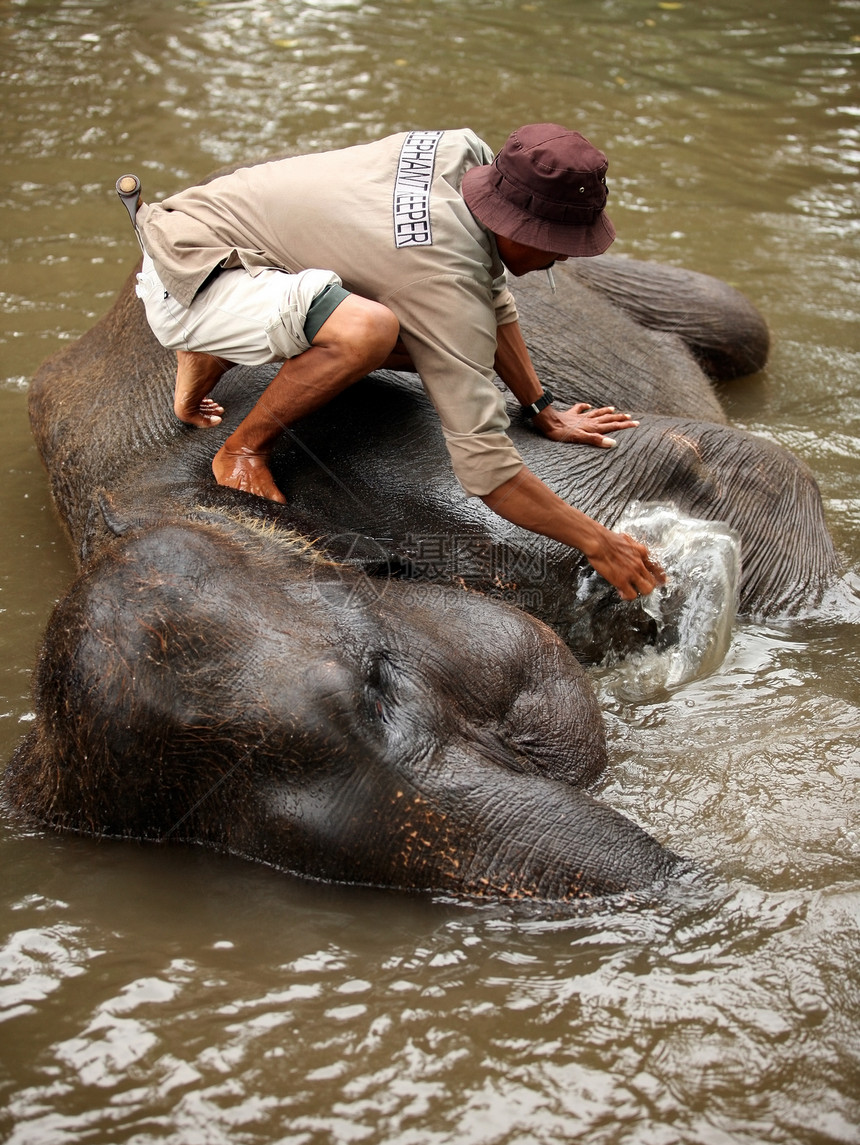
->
<box><xmin>522</xmin><ymin>388</ymin><xmax>554</xmax><ymax>418</ymax></box>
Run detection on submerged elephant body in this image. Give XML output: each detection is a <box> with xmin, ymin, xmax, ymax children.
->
<box><xmin>3</xmin><ymin>246</ymin><xmax>840</xmax><ymax>900</ymax></box>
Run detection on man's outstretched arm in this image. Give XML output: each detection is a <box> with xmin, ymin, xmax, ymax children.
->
<box><xmin>493</xmin><ymin>319</ymin><xmax>639</xmax><ymax>448</ymax></box>
<box><xmin>480</xmin><ymin>464</ymin><xmax>665</xmax><ymax>601</ymax></box>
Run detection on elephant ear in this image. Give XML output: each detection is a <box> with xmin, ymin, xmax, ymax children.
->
<box><xmin>96</xmin><ymin>487</ymin><xmax>176</xmax><ymax>537</ymax></box>
<box><xmin>80</xmin><ymin>488</ymin><xmax>167</xmax><ymax>565</ymax></box>
<box><xmin>96</xmin><ymin>488</ymin><xmax>139</xmax><ymax>537</ymax></box>
<box><xmin>317</xmin><ymin>529</ymin><xmax>411</xmax><ymax>580</ymax></box>
<box><xmin>186</xmin><ymin>482</ymin><xmax>412</xmax><ymax>578</ymax></box>
<box><xmin>94</xmin><ymin>483</ymin><xmax>411</xmax><ymax>580</ymax></box>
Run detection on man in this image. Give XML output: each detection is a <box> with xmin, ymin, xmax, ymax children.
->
<box><xmin>135</xmin><ymin>123</ymin><xmax>664</xmax><ymax>600</ymax></box>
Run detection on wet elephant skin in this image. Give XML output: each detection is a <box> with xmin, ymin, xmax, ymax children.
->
<box><xmin>4</xmin><ymin>253</ymin><xmax>832</xmax><ymax>900</ymax></box>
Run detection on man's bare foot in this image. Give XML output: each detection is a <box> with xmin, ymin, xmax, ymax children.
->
<box><xmin>212</xmin><ymin>444</ymin><xmax>287</xmax><ymax>504</ymax></box>
<box><xmin>174</xmin><ymin>350</ymin><xmax>230</xmax><ymax>427</ymax></box>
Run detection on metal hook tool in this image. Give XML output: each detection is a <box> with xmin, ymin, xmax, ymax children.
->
<box><xmin>115</xmin><ymin>173</ymin><xmax>144</xmax><ymax>251</ymax></box>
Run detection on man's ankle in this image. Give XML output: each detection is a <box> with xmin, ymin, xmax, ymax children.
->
<box><xmin>177</xmin><ymin>350</ymin><xmax>230</xmax><ymax>371</ymax></box>
<box><xmin>221</xmin><ymin>443</ymin><xmax>271</xmax><ymax>458</ymax></box>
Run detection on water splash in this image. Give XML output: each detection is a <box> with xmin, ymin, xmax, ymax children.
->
<box><xmin>599</xmin><ymin>502</ymin><xmax>741</xmax><ymax>700</ymax></box>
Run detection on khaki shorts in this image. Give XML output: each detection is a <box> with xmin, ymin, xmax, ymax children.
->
<box><xmin>135</xmin><ymin>253</ymin><xmax>345</xmax><ymax>365</ymax></box>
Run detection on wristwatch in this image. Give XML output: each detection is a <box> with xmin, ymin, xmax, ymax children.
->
<box><xmin>522</xmin><ymin>388</ymin><xmax>554</xmax><ymax>418</ymax></box>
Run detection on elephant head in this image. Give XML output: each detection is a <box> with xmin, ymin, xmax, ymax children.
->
<box><xmin>4</xmin><ymin>506</ymin><xmax>683</xmax><ymax>900</ymax></box>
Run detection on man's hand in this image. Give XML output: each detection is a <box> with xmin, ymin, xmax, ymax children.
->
<box><xmin>533</xmin><ymin>402</ymin><xmax>639</xmax><ymax>448</ymax></box>
<box><xmin>492</xmin><ymin>321</ymin><xmax>641</xmax><ymax>448</ymax></box>
<box><xmin>582</xmin><ymin>527</ymin><xmax>666</xmax><ymax>601</ymax></box>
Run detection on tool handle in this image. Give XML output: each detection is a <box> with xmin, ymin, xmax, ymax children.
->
<box><xmin>115</xmin><ymin>173</ymin><xmax>142</xmax><ymax>227</ymax></box>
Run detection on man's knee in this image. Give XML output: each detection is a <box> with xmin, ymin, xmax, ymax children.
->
<box><xmin>361</xmin><ymin>300</ymin><xmax>400</xmax><ymax>361</ymax></box>
<box><xmin>314</xmin><ymin>295</ymin><xmax>399</xmax><ymax>364</ymax></box>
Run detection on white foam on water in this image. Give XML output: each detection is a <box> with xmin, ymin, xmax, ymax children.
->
<box><xmin>601</xmin><ymin>502</ymin><xmax>741</xmax><ymax>700</ymax></box>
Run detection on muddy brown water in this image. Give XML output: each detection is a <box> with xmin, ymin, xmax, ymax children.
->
<box><xmin>1</xmin><ymin>2</ymin><xmax>858</xmax><ymax>1142</ymax></box>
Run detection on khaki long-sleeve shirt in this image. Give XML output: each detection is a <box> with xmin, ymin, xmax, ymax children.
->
<box><xmin>138</xmin><ymin>129</ymin><xmax>525</xmax><ymax>495</ymax></box>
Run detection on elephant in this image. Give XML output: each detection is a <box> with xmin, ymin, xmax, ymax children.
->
<box><xmin>2</xmin><ymin>243</ymin><xmax>841</xmax><ymax>900</ymax></box>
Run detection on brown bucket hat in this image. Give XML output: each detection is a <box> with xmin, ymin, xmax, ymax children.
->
<box><xmin>461</xmin><ymin>123</ymin><xmax>616</xmax><ymax>257</ymax></box>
